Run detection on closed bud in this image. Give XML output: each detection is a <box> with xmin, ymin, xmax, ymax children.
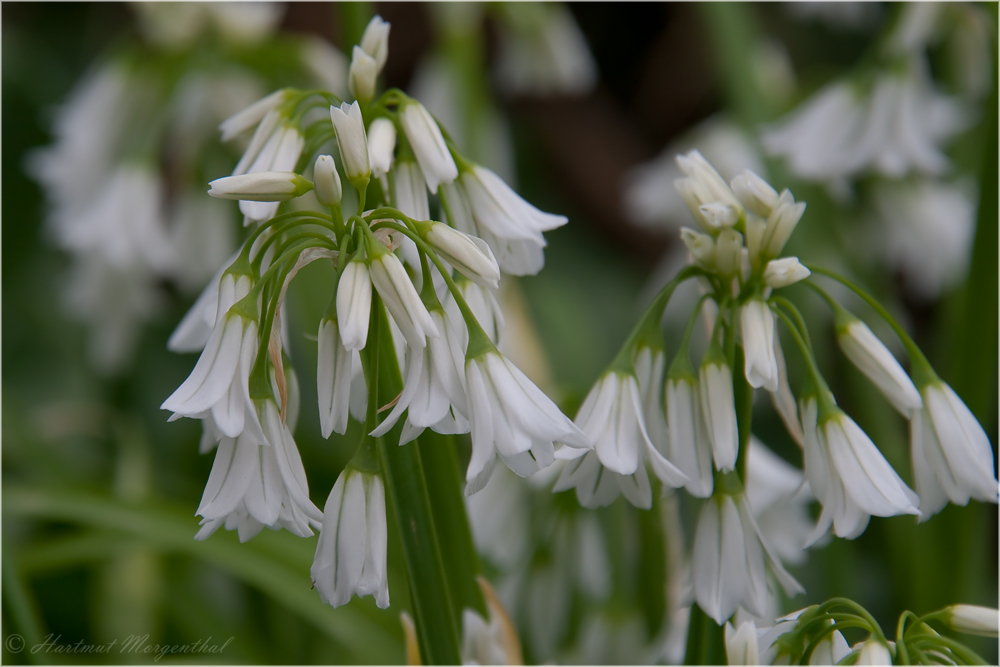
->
<box><xmin>313</xmin><ymin>155</ymin><xmax>342</xmax><ymax>206</ymax></box>
<box><xmin>764</xmin><ymin>257</ymin><xmax>810</xmax><ymax>288</ymax></box>
<box><xmin>349</xmin><ymin>46</ymin><xmax>378</xmax><ymax>103</ymax></box>
<box><xmin>699</xmin><ymin>202</ymin><xmax>739</xmax><ymax>229</ymax></box>
<box><xmin>399</xmin><ymin>100</ymin><xmax>457</xmax><ymax>194</ymax></box>
<box><xmin>367</xmin><ymin>118</ymin><xmax>396</xmax><ymax>179</ymax></box>
<box><xmin>680</xmin><ymin>227</ymin><xmax>716</xmax><ymax>267</ymax></box>
<box><xmin>715</xmin><ymin>228</ymin><xmax>744</xmax><ymax>277</ymax></box>
<box><xmin>330</xmin><ymin>101</ymin><xmax>371</xmax><ymax>191</ymax></box>
<box><xmin>360</xmin><ymin>15</ymin><xmax>390</xmax><ymax>73</ymax></box>
<box><xmin>731</xmin><ymin>169</ymin><xmax>779</xmax><ymax>217</ymax></box>
<box><xmin>423</xmin><ymin>222</ymin><xmax>501</xmax><ymax>289</ymax></box>
<box><xmin>763</xmin><ymin>190</ymin><xmax>806</xmax><ymax>258</ymax></box>
<box><xmin>208</xmin><ymin>171</ymin><xmax>313</xmax><ymax>201</ymax></box>
<box><xmin>943</xmin><ymin>604</ymin><xmax>998</xmax><ymax>637</ymax></box>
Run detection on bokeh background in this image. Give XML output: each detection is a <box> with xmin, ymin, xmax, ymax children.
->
<box><xmin>3</xmin><ymin>3</ymin><xmax>997</xmax><ymax>664</ymax></box>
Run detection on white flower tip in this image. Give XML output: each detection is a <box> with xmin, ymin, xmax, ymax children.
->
<box><xmin>764</xmin><ymin>257</ymin><xmax>811</xmax><ymax>288</ymax></box>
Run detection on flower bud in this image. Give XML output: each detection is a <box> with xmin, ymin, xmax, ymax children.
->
<box><xmin>424</xmin><ymin>222</ymin><xmax>501</xmax><ymax>289</ymax></box>
<box><xmin>330</xmin><ymin>101</ymin><xmax>371</xmax><ymax>192</ymax></box>
<box><xmin>349</xmin><ymin>46</ymin><xmax>378</xmax><ymax>103</ymax></box>
<box><xmin>943</xmin><ymin>604</ymin><xmax>998</xmax><ymax>637</ymax></box>
<box><xmin>715</xmin><ymin>228</ymin><xmax>744</xmax><ymax>277</ymax></box>
<box><xmin>208</xmin><ymin>171</ymin><xmax>313</xmax><ymax>201</ymax></box>
<box><xmin>764</xmin><ymin>257</ymin><xmax>810</xmax><ymax>288</ymax></box>
<box><xmin>360</xmin><ymin>15</ymin><xmax>390</xmax><ymax>73</ymax></box>
<box><xmin>763</xmin><ymin>190</ymin><xmax>806</xmax><ymax>258</ymax></box>
<box><xmin>680</xmin><ymin>227</ymin><xmax>716</xmax><ymax>267</ymax></box>
<box><xmin>367</xmin><ymin>118</ymin><xmax>396</xmax><ymax>179</ymax></box>
<box><xmin>313</xmin><ymin>155</ymin><xmax>342</xmax><ymax>206</ymax></box>
<box><xmin>699</xmin><ymin>202</ymin><xmax>739</xmax><ymax>229</ymax></box>
<box><xmin>731</xmin><ymin>169</ymin><xmax>779</xmax><ymax>217</ymax></box>
<box><xmin>399</xmin><ymin>100</ymin><xmax>457</xmax><ymax>194</ymax></box>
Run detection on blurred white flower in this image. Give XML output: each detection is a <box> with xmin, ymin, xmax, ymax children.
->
<box><xmin>874</xmin><ymin>178</ymin><xmax>977</xmax><ymax>301</ymax></box>
<box><xmin>762</xmin><ymin>60</ymin><xmax>968</xmax><ymax>184</ymax></box>
<box><xmin>494</xmin><ymin>3</ymin><xmax>597</xmax><ymax>97</ymax></box>
<box><xmin>745</xmin><ymin>438</ymin><xmax>813</xmax><ymax>566</ymax></box>
<box><xmin>317</xmin><ymin>318</ymin><xmax>362</xmax><ymax>438</ymax></box>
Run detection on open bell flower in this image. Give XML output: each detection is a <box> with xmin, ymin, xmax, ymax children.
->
<box><xmin>311</xmin><ymin>467</ymin><xmax>389</xmax><ymax>609</ymax></box>
<box><xmin>441</xmin><ymin>178</ymin><xmax>548</xmax><ymax>277</ymax></box>
<box><xmin>464</xmin><ymin>349</ymin><xmax>590</xmax><ymax>495</ymax></box>
<box><xmin>369</xmin><ymin>308</ymin><xmax>469</xmax><ymax>444</ymax></box>
<box><xmin>398</xmin><ymin>100</ymin><xmax>457</xmax><ymax>194</ymax></box>
<box><xmin>553</xmin><ymin>448</ymin><xmax>654</xmax><ymax>509</ymax></box>
<box><xmin>665</xmin><ymin>374</ymin><xmax>714</xmax><ymax>497</ymax></box>
<box><xmin>196</xmin><ymin>395</ymin><xmax>323</xmax><ymax>543</ymax></box>
<box><xmin>800</xmin><ymin>397</ymin><xmax>921</xmax><ymax>542</ymax></box>
<box><xmin>161</xmin><ymin>271</ymin><xmax>261</xmax><ymax>439</ymax></box>
<box><xmin>208</xmin><ymin>171</ymin><xmax>314</xmax><ymax>202</ymax></box>
<box><xmin>692</xmin><ymin>490</ymin><xmax>804</xmax><ymax>624</ymax></box>
<box><xmin>910</xmin><ymin>379</ymin><xmax>998</xmax><ymax>518</ymax></box>
<box><xmin>725</xmin><ymin>620</ymin><xmax>760</xmax><ymax>665</ymax></box>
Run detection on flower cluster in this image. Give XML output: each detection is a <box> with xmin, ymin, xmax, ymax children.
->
<box><xmin>163</xmin><ymin>16</ymin><xmax>590</xmax><ymax>616</ymax></box>
<box><xmin>555</xmin><ymin>149</ymin><xmax>997</xmax><ymax>626</ymax></box>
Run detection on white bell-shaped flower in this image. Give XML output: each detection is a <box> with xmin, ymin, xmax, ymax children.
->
<box><xmin>465</xmin><ymin>349</ymin><xmax>589</xmax><ymax>495</ymax></box>
<box><xmin>836</xmin><ymin>316</ymin><xmax>922</xmax><ymax>417</ymax></box>
<box><xmin>741</xmin><ymin>298</ymin><xmax>778</xmax><ymax>391</ymax></box>
<box><xmin>330</xmin><ymin>101</ymin><xmax>371</xmax><ymax>191</ymax></box>
<box><xmin>367</xmin><ymin>244</ymin><xmax>439</xmax><ymax>349</ymax></box>
<box><xmin>336</xmin><ymin>256</ymin><xmax>372</xmax><ymax>351</ymax></box>
<box><xmin>317</xmin><ymin>317</ymin><xmax>363</xmax><ymax>437</ymax></box>
<box><xmin>311</xmin><ymin>467</ymin><xmax>389</xmax><ymax>609</ymax></box>
<box><xmin>161</xmin><ymin>271</ymin><xmax>261</xmax><ymax>439</ymax></box>
<box><xmin>910</xmin><ymin>380</ymin><xmax>998</xmax><ymax>518</ymax></box>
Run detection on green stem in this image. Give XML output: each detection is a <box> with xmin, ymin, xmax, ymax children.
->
<box><xmin>684</xmin><ymin>603</ymin><xmax>728</xmax><ymax>665</ymax></box>
<box><xmin>2</xmin><ymin>553</ymin><xmax>52</xmax><ymax>665</ymax></box>
<box><xmin>417</xmin><ymin>431</ymin><xmax>488</xmax><ymax>618</ymax></box>
<box><xmin>368</xmin><ymin>297</ymin><xmax>462</xmax><ymax>664</ymax></box>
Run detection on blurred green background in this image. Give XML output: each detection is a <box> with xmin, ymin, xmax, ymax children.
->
<box><xmin>3</xmin><ymin>2</ymin><xmax>997</xmax><ymax>664</ymax></box>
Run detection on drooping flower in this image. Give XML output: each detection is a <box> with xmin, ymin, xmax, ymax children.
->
<box><xmin>369</xmin><ymin>308</ymin><xmax>469</xmax><ymax>444</ymax></box>
<box><xmin>910</xmin><ymin>380</ymin><xmax>998</xmax><ymax>518</ymax></box>
<box><xmin>464</xmin><ymin>349</ymin><xmax>590</xmax><ymax>494</ymax></box>
<box><xmin>800</xmin><ymin>397</ymin><xmax>920</xmax><ymax>542</ymax></box>
<box><xmin>196</xmin><ymin>398</ymin><xmax>322</xmax><ymax>542</ymax></box>
<box><xmin>700</xmin><ymin>344</ymin><xmax>740</xmax><ymax>472</ymax></box>
<box><xmin>313</xmin><ymin>154</ymin><xmax>343</xmax><ymax>206</ymax></box>
<box><xmin>161</xmin><ymin>271</ymin><xmax>261</xmax><ymax>439</ymax></box>
<box><xmin>941</xmin><ymin>604</ymin><xmax>999</xmax><ymax>637</ymax></box>
<box><xmin>366</xmin><ymin>117</ymin><xmax>396</xmax><ymax>179</ymax></box>
<box><xmin>311</xmin><ymin>467</ymin><xmax>389</xmax><ymax>609</ymax></box>
<box><xmin>367</xmin><ymin>244</ymin><xmax>439</xmax><ymax>349</ymax></box>
<box><xmin>398</xmin><ymin>100</ymin><xmax>457</xmax><ymax>194</ymax></box>
<box><xmin>336</xmin><ymin>256</ymin><xmax>372</xmax><ymax>351</ymax></box>
<box><xmin>741</xmin><ymin>298</ymin><xmax>778</xmax><ymax>391</ymax></box>
<box><xmin>835</xmin><ymin>315</ymin><xmax>922</xmax><ymax>417</ymax></box>
<box><xmin>692</xmin><ymin>490</ymin><xmax>804</xmax><ymax>624</ymax></box>
<box><xmin>317</xmin><ymin>317</ymin><xmax>363</xmax><ymax>437</ymax></box>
